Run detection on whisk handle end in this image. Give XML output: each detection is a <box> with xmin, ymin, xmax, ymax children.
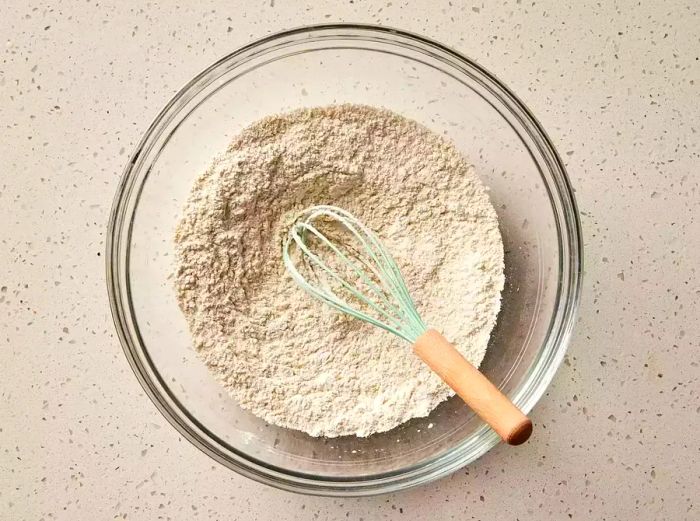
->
<box><xmin>413</xmin><ymin>329</ymin><xmax>532</xmax><ymax>446</ymax></box>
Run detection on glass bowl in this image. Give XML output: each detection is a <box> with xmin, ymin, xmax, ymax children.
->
<box><xmin>106</xmin><ymin>24</ymin><xmax>582</xmax><ymax>495</ymax></box>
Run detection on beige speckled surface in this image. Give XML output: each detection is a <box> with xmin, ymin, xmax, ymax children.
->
<box><xmin>1</xmin><ymin>1</ymin><xmax>698</xmax><ymax>519</ymax></box>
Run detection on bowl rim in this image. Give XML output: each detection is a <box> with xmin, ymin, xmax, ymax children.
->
<box><xmin>106</xmin><ymin>23</ymin><xmax>583</xmax><ymax>496</ymax></box>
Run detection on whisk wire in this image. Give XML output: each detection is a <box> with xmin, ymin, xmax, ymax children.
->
<box><xmin>283</xmin><ymin>205</ymin><xmax>427</xmax><ymax>343</ymax></box>
<box><xmin>319</xmin><ymin>209</ymin><xmax>406</xmax><ymax>304</ymax></box>
<box><xmin>284</xmin><ymin>254</ymin><xmax>403</xmax><ymax>336</ymax></box>
<box><xmin>329</xmin><ymin>208</ymin><xmax>426</xmax><ymax>337</ymax></box>
<box><xmin>289</xmin><ymin>225</ymin><xmax>408</xmax><ymax>334</ymax></box>
<box><xmin>293</xmin><ymin>223</ymin><xmax>408</xmax><ymax>324</ymax></box>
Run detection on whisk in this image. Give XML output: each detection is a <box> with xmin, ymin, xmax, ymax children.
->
<box><xmin>283</xmin><ymin>205</ymin><xmax>532</xmax><ymax>445</ymax></box>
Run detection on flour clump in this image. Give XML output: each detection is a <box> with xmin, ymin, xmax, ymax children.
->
<box><xmin>174</xmin><ymin>104</ymin><xmax>504</xmax><ymax>437</ymax></box>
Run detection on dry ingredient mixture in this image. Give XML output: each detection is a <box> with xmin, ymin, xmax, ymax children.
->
<box><xmin>174</xmin><ymin>104</ymin><xmax>504</xmax><ymax>437</ymax></box>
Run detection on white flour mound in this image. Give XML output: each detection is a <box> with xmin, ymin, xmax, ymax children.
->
<box><xmin>174</xmin><ymin>104</ymin><xmax>504</xmax><ymax>437</ymax></box>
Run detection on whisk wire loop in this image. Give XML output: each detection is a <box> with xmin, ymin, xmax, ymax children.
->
<box><xmin>292</xmin><ymin>222</ymin><xmax>407</xmax><ymax>324</ymax></box>
<box><xmin>283</xmin><ymin>205</ymin><xmax>427</xmax><ymax>343</ymax></box>
<box><xmin>289</xmin><ymin>228</ymin><xmax>407</xmax><ymax>334</ymax></box>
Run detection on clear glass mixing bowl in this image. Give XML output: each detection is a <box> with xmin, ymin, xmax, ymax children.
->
<box><xmin>107</xmin><ymin>24</ymin><xmax>582</xmax><ymax>495</ymax></box>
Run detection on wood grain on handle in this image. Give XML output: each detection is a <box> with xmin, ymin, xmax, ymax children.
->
<box><xmin>413</xmin><ymin>329</ymin><xmax>532</xmax><ymax>445</ymax></box>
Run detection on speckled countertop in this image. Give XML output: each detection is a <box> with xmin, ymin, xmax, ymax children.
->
<box><xmin>1</xmin><ymin>1</ymin><xmax>698</xmax><ymax>520</ymax></box>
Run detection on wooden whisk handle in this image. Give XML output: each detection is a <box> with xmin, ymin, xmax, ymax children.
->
<box><xmin>413</xmin><ymin>329</ymin><xmax>532</xmax><ymax>445</ymax></box>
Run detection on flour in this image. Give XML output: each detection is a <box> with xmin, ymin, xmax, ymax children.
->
<box><xmin>174</xmin><ymin>104</ymin><xmax>504</xmax><ymax>437</ymax></box>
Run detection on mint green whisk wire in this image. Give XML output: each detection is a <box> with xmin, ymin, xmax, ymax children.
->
<box><xmin>282</xmin><ymin>205</ymin><xmax>427</xmax><ymax>344</ymax></box>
